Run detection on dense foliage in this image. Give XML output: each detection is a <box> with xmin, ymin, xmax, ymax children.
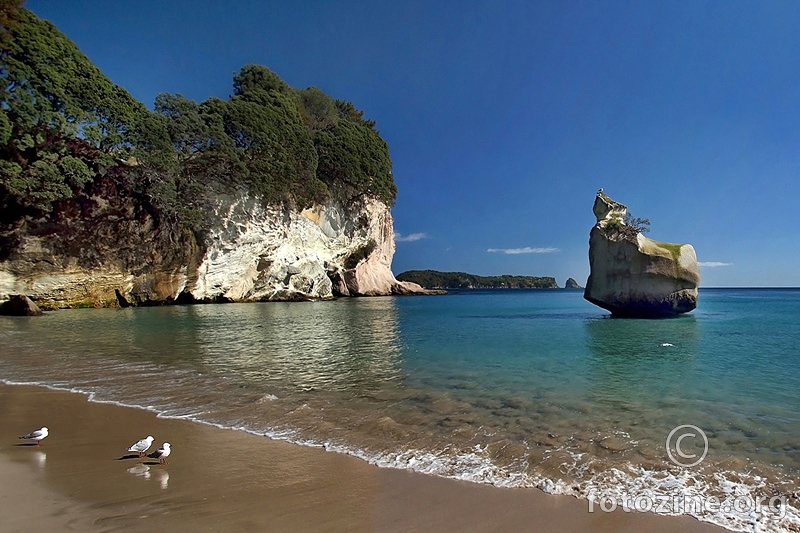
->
<box><xmin>0</xmin><ymin>7</ymin><xmax>396</xmax><ymax>232</ymax></box>
<box><xmin>0</xmin><ymin>6</ymin><xmax>147</xmax><ymax>215</ymax></box>
<box><xmin>396</xmin><ymin>270</ymin><xmax>558</xmax><ymax>289</ymax></box>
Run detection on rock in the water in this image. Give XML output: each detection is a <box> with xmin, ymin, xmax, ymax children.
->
<box><xmin>584</xmin><ymin>192</ymin><xmax>699</xmax><ymax>317</ymax></box>
<box><xmin>564</xmin><ymin>278</ymin><xmax>582</xmax><ymax>289</ymax></box>
<box><xmin>0</xmin><ymin>295</ymin><xmax>43</xmax><ymax>316</ymax></box>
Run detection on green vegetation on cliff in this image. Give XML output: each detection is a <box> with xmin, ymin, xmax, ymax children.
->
<box><xmin>397</xmin><ymin>270</ymin><xmax>558</xmax><ymax>289</ymax></box>
<box><xmin>0</xmin><ymin>6</ymin><xmax>147</xmax><ymax>214</ymax></box>
<box><xmin>0</xmin><ymin>5</ymin><xmax>396</xmax><ymax>237</ymax></box>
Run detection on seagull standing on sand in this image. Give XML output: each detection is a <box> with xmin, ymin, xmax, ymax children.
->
<box><xmin>127</xmin><ymin>435</ymin><xmax>155</xmax><ymax>457</ymax></box>
<box><xmin>19</xmin><ymin>427</ymin><xmax>48</xmax><ymax>446</ymax></box>
<box><xmin>152</xmin><ymin>442</ymin><xmax>171</xmax><ymax>465</ymax></box>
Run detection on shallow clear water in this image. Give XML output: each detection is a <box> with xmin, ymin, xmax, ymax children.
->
<box><xmin>1</xmin><ymin>289</ymin><xmax>799</xmax><ymax>531</ymax></box>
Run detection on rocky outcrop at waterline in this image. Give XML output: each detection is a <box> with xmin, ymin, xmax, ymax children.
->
<box><xmin>583</xmin><ymin>192</ymin><xmax>699</xmax><ymax>317</ymax></box>
<box><xmin>0</xmin><ymin>295</ymin><xmax>43</xmax><ymax>316</ymax></box>
<box><xmin>0</xmin><ymin>188</ymin><xmax>435</xmax><ymax>309</ymax></box>
<box><xmin>565</xmin><ymin>278</ymin><xmax>582</xmax><ymax>289</ymax></box>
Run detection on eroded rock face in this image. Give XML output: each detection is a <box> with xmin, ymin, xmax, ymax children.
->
<box><xmin>189</xmin><ymin>194</ymin><xmax>429</xmax><ymax>302</ymax></box>
<box><xmin>584</xmin><ymin>192</ymin><xmax>699</xmax><ymax>317</ymax></box>
<box><xmin>0</xmin><ymin>190</ymin><xmax>432</xmax><ymax>308</ymax></box>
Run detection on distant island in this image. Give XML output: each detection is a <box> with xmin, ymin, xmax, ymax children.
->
<box><xmin>396</xmin><ymin>270</ymin><xmax>559</xmax><ymax>289</ymax></box>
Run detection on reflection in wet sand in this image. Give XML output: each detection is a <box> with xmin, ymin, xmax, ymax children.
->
<box><xmin>127</xmin><ymin>463</ymin><xmax>150</xmax><ymax>480</ymax></box>
<box><xmin>125</xmin><ymin>463</ymin><xmax>167</xmax><ymax>488</ymax></box>
<box><xmin>31</xmin><ymin>451</ymin><xmax>46</xmax><ymax>468</ymax></box>
<box><xmin>157</xmin><ymin>470</ymin><xmax>169</xmax><ymax>489</ymax></box>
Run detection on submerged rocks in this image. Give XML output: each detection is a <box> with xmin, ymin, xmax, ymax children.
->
<box><xmin>584</xmin><ymin>192</ymin><xmax>699</xmax><ymax>317</ymax></box>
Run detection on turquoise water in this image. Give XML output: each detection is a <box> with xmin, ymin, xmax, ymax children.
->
<box><xmin>1</xmin><ymin>288</ymin><xmax>799</xmax><ymax>531</ymax></box>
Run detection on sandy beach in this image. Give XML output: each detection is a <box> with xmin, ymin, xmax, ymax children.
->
<box><xmin>0</xmin><ymin>384</ymin><xmax>726</xmax><ymax>532</ymax></box>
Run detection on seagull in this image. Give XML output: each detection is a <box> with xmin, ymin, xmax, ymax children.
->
<box><xmin>151</xmin><ymin>442</ymin><xmax>171</xmax><ymax>465</ymax></box>
<box><xmin>19</xmin><ymin>427</ymin><xmax>48</xmax><ymax>446</ymax></box>
<box><xmin>127</xmin><ymin>435</ymin><xmax>155</xmax><ymax>457</ymax></box>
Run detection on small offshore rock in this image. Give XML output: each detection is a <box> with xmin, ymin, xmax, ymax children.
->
<box><xmin>0</xmin><ymin>295</ymin><xmax>44</xmax><ymax>316</ymax></box>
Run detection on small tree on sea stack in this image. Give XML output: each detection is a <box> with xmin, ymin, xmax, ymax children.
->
<box><xmin>624</xmin><ymin>212</ymin><xmax>650</xmax><ymax>235</ymax></box>
<box><xmin>604</xmin><ymin>212</ymin><xmax>650</xmax><ymax>241</ymax></box>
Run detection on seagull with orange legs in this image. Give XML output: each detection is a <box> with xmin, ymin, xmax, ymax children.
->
<box><xmin>152</xmin><ymin>442</ymin><xmax>171</xmax><ymax>465</ymax></box>
<box><xmin>127</xmin><ymin>435</ymin><xmax>155</xmax><ymax>458</ymax></box>
<box><xmin>19</xmin><ymin>427</ymin><xmax>48</xmax><ymax>446</ymax></box>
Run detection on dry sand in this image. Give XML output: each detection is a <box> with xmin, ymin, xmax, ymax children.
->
<box><xmin>0</xmin><ymin>384</ymin><xmax>725</xmax><ymax>532</ymax></box>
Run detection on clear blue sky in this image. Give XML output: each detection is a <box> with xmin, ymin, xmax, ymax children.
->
<box><xmin>26</xmin><ymin>0</ymin><xmax>800</xmax><ymax>287</ymax></box>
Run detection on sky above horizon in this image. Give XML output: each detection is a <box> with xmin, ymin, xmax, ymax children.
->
<box><xmin>25</xmin><ymin>0</ymin><xmax>800</xmax><ymax>287</ymax></box>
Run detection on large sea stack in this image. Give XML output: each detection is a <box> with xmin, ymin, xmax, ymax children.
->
<box><xmin>584</xmin><ymin>192</ymin><xmax>699</xmax><ymax>317</ymax></box>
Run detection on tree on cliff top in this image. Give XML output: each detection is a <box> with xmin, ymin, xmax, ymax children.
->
<box><xmin>0</xmin><ymin>7</ymin><xmax>146</xmax><ymax>213</ymax></box>
<box><xmin>315</xmin><ymin>119</ymin><xmax>396</xmax><ymax>207</ymax></box>
<box><xmin>0</xmin><ymin>9</ymin><xmax>145</xmax><ymax>145</ymax></box>
<box><xmin>0</xmin><ymin>0</ymin><xmax>23</xmax><ymax>50</ymax></box>
<box><xmin>144</xmin><ymin>64</ymin><xmax>396</xmax><ymax>214</ymax></box>
<box><xmin>1</xmin><ymin>9</ymin><xmax>396</xmax><ymax>227</ymax></box>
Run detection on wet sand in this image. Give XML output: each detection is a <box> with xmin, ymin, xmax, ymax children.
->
<box><xmin>0</xmin><ymin>384</ymin><xmax>725</xmax><ymax>532</ymax></box>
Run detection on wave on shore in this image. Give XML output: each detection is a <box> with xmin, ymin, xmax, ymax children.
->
<box><xmin>3</xmin><ymin>378</ymin><xmax>797</xmax><ymax>533</ymax></box>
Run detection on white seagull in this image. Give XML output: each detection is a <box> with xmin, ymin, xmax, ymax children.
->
<box><xmin>19</xmin><ymin>427</ymin><xmax>48</xmax><ymax>446</ymax></box>
<box><xmin>152</xmin><ymin>442</ymin><xmax>171</xmax><ymax>465</ymax></box>
<box><xmin>127</xmin><ymin>435</ymin><xmax>155</xmax><ymax>457</ymax></box>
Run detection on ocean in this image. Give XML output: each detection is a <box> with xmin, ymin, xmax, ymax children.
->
<box><xmin>1</xmin><ymin>288</ymin><xmax>798</xmax><ymax>532</ymax></box>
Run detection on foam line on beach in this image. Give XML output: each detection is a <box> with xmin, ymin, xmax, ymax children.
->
<box><xmin>2</xmin><ymin>379</ymin><xmax>796</xmax><ymax>533</ymax></box>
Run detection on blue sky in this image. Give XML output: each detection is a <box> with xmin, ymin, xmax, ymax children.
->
<box><xmin>26</xmin><ymin>0</ymin><xmax>800</xmax><ymax>287</ymax></box>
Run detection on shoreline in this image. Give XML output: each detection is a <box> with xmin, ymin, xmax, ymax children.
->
<box><xmin>0</xmin><ymin>383</ymin><xmax>725</xmax><ymax>532</ymax></box>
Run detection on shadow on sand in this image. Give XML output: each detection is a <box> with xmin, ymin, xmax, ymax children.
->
<box><xmin>116</xmin><ymin>454</ymin><xmax>142</xmax><ymax>460</ymax></box>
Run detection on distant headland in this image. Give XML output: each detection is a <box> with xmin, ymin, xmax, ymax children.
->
<box><xmin>396</xmin><ymin>270</ymin><xmax>575</xmax><ymax>290</ymax></box>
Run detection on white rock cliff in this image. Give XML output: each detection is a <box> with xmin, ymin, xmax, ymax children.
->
<box><xmin>0</xmin><ymin>193</ymin><xmax>430</xmax><ymax>308</ymax></box>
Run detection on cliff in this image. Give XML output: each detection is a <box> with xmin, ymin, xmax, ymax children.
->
<box><xmin>0</xmin><ymin>9</ymin><xmax>432</xmax><ymax>308</ymax></box>
<box><xmin>0</xmin><ymin>187</ymin><xmax>432</xmax><ymax>308</ymax></box>
<box><xmin>583</xmin><ymin>192</ymin><xmax>699</xmax><ymax>317</ymax></box>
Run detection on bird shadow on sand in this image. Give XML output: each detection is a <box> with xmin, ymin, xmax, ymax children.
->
<box><xmin>116</xmin><ymin>454</ymin><xmax>142</xmax><ymax>460</ymax></box>
<box><xmin>142</xmin><ymin>461</ymin><xmax>165</xmax><ymax>466</ymax></box>
<box><xmin>15</xmin><ymin>443</ymin><xmax>41</xmax><ymax>447</ymax></box>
